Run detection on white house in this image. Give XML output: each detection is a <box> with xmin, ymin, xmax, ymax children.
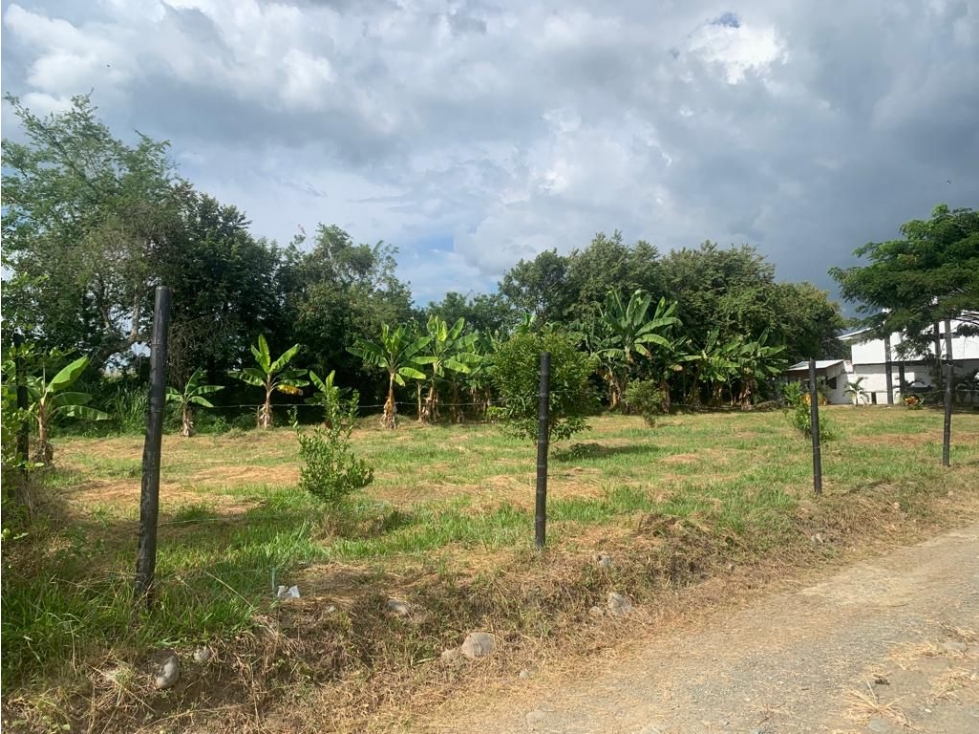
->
<box><xmin>785</xmin><ymin>313</ymin><xmax>979</xmax><ymax>406</ymax></box>
<box><xmin>785</xmin><ymin>359</ymin><xmax>853</xmax><ymax>404</ymax></box>
<box><xmin>842</xmin><ymin>314</ymin><xmax>979</xmax><ymax>405</ymax></box>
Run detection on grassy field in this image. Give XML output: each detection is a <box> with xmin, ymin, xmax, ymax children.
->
<box><xmin>3</xmin><ymin>406</ymin><xmax>978</xmax><ymax>732</ymax></box>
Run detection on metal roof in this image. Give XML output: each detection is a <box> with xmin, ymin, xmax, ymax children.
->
<box><xmin>786</xmin><ymin>359</ymin><xmax>846</xmax><ymax>372</ymax></box>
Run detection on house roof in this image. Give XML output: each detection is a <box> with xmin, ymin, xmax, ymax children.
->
<box><xmin>786</xmin><ymin>359</ymin><xmax>846</xmax><ymax>372</ymax></box>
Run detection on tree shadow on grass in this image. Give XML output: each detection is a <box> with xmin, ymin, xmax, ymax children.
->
<box><xmin>552</xmin><ymin>442</ymin><xmax>665</xmax><ymax>462</ymax></box>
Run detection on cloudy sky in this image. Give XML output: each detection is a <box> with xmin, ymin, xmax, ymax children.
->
<box><xmin>2</xmin><ymin>0</ymin><xmax>977</xmax><ymax>304</ymax></box>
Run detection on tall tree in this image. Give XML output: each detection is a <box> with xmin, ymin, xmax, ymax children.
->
<box><xmin>281</xmin><ymin>225</ymin><xmax>414</xmax><ymax>397</ymax></box>
<box><xmin>2</xmin><ymin>95</ymin><xmax>177</xmax><ymax>368</ymax></box>
<box><xmin>771</xmin><ymin>282</ymin><xmax>846</xmax><ymax>362</ymax></box>
<box><xmin>154</xmin><ymin>184</ymin><xmax>283</xmax><ymax>383</ymax></box>
<box><xmin>659</xmin><ymin>242</ymin><xmax>779</xmax><ymax>348</ymax></box>
<box><xmin>829</xmin><ymin>205</ymin><xmax>979</xmax><ymax>349</ymax></box>
<box><xmin>425</xmin><ymin>292</ymin><xmax>514</xmax><ymax>337</ymax></box>
<box><xmin>566</xmin><ymin>231</ymin><xmax>663</xmax><ymax>320</ymax></box>
<box><xmin>499</xmin><ymin>249</ymin><xmax>574</xmax><ymax>326</ymax></box>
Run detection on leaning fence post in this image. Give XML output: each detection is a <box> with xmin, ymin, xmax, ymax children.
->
<box><xmin>135</xmin><ymin>286</ymin><xmax>171</xmax><ymax>609</ymax></box>
<box><xmin>808</xmin><ymin>358</ymin><xmax>823</xmax><ymax>495</ymax></box>
<box><xmin>535</xmin><ymin>352</ymin><xmax>551</xmax><ymax>549</ymax></box>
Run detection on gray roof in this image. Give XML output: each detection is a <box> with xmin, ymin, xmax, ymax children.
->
<box><xmin>786</xmin><ymin>359</ymin><xmax>846</xmax><ymax>372</ymax></box>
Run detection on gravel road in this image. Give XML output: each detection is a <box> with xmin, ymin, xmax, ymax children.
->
<box><xmin>438</xmin><ymin>524</ymin><xmax>979</xmax><ymax>734</ymax></box>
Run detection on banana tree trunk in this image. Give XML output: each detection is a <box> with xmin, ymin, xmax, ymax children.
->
<box><xmin>659</xmin><ymin>377</ymin><xmax>672</xmax><ymax>413</ymax></box>
<box><xmin>423</xmin><ymin>382</ymin><xmax>437</xmax><ymax>423</ymax></box>
<box><xmin>35</xmin><ymin>410</ymin><xmax>54</xmax><ymax>466</ymax></box>
<box><xmin>259</xmin><ymin>385</ymin><xmax>274</xmax><ymax>429</ymax></box>
<box><xmin>383</xmin><ymin>374</ymin><xmax>397</xmax><ymax>429</ymax></box>
<box><xmin>416</xmin><ymin>383</ymin><xmax>423</xmax><ymax>423</ymax></box>
<box><xmin>181</xmin><ymin>404</ymin><xmax>196</xmax><ymax>437</ymax></box>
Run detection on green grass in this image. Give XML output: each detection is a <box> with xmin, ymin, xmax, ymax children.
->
<box><xmin>3</xmin><ymin>406</ymin><xmax>978</xmax><ymax>725</ymax></box>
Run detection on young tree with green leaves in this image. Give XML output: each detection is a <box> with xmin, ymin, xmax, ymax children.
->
<box><xmin>166</xmin><ymin>367</ymin><xmax>224</xmax><ymax>437</ymax></box>
<box><xmin>27</xmin><ymin>356</ymin><xmax>109</xmax><ymax>465</ymax></box>
<box><xmin>232</xmin><ymin>335</ymin><xmax>308</xmax><ymax>429</ymax></box>
<box><xmin>306</xmin><ymin>370</ymin><xmax>358</xmax><ymax>428</ymax></box>
<box><xmin>348</xmin><ymin>324</ymin><xmax>430</xmax><ymax>429</ymax></box>
<box><xmin>490</xmin><ymin>330</ymin><xmax>596</xmax><ymax>444</ymax></box>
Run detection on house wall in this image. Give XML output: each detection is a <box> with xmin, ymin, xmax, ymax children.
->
<box><xmin>845</xmin><ymin>317</ymin><xmax>979</xmax><ymax>404</ymax></box>
<box><xmin>850</xmin><ymin>319</ymin><xmax>979</xmax><ymax>365</ymax></box>
<box><xmin>786</xmin><ymin>362</ymin><xmax>853</xmax><ymax>405</ymax></box>
<box><xmin>853</xmin><ymin>359</ymin><xmax>979</xmax><ymax>405</ymax></box>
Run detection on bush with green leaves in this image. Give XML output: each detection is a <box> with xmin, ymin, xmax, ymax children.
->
<box><xmin>296</xmin><ymin>397</ymin><xmax>373</xmax><ymax>514</ymax></box>
<box><xmin>782</xmin><ymin>382</ymin><xmax>836</xmax><ymax>440</ymax></box>
<box><xmin>623</xmin><ymin>379</ymin><xmax>665</xmax><ymax>427</ymax></box>
<box><xmin>490</xmin><ymin>329</ymin><xmax>597</xmax><ymax>444</ymax></box>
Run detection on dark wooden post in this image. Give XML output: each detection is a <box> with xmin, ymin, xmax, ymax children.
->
<box><xmin>884</xmin><ymin>334</ymin><xmax>894</xmax><ymax>405</ymax></box>
<box><xmin>135</xmin><ymin>286</ymin><xmax>171</xmax><ymax>608</ymax></box>
<box><xmin>942</xmin><ymin>319</ymin><xmax>953</xmax><ymax>467</ymax></box>
<box><xmin>13</xmin><ymin>333</ymin><xmax>30</xmax><ymax>468</ymax></box>
<box><xmin>535</xmin><ymin>352</ymin><xmax>551</xmax><ymax>549</ymax></box>
<box><xmin>808</xmin><ymin>358</ymin><xmax>823</xmax><ymax>495</ymax></box>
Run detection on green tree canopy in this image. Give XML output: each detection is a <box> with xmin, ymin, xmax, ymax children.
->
<box><xmin>498</xmin><ymin>249</ymin><xmax>574</xmax><ymax>326</ymax></box>
<box><xmin>490</xmin><ymin>329</ymin><xmax>596</xmax><ymax>443</ymax></box>
<box><xmin>2</xmin><ymin>94</ymin><xmax>176</xmax><ymax>368</ymax></box>
<box><xmin>829</xmin><ymin>205</ymin><xmax>979</xmax><ymax>348</ymax></box>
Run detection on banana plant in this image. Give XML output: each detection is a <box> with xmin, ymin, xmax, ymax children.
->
<box><xmin>306</xmin><ymin>369</ymin><xmax>357</xmax><ymax>428</ymax></box>
<box><xmin>730</xmin><ymin>329</ymin><xmax>787</xmax><ymax>408</ymax></box>
<box><xmin>844</xmin><ymin>376</ymin><xmax>869</xmax><ymax>407</ymax></box>
<box><xmin>596</xmin><ymin>290</ymin><xmax>680</xmax><ymax>406</ymax></box>
<box><xmin>415</xmin><ymin>316</ymin><xmax>480</xmax><ymax>422</ymax></box>
<box><xmin>166</xmin><ymin>367</ymin><xmax>224</xmax><ymax>437</ymax></box>
<box><xmin>348</xmin><ymin>324</ymin><xmax>430</xmax><ymax>429</ymax></box>
<box><xmin>28</xmin><ymin>356</ymin><xmax>109</xmax><ymax>465</ymax></box>
<box><xmin>232</xmin><ymin>335</ymin><xmax>308</xmax><ymax>429</ymax></box>
<box><xmin>684</xmin><ymin>329</ymin><xmax>739</xmax><ymax>406</ymax></box>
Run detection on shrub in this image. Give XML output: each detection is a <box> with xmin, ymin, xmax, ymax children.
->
<box><xmin>490</xmin><ymin>329</ymin><xmax>597</xmax><ymax>444</ymax></box>
<box><xmin>782</xmin><ymin>382</ymin><xmax>836</xmax><ymax>440</ymax></box>
<box><xmin>624</xmin><ymin>379</ymin><xmax>664</xmax><ymax>427</ymax></box>
<box><xmin>297</xmin><ymin>398</ymin><xmax>373</xmax><ymax>515</ymax></box>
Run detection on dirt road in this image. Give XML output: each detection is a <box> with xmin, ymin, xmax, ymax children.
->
<box><xmin>436</xmin><ymin>524</ymin><xmax>979</xmax><ymax>734</ymax></box>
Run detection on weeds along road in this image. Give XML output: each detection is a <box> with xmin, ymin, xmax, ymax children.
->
<box><xmin>437</xmin><ymin>524</ymin><xmax>979</xmax><ymax>734</ymax></box>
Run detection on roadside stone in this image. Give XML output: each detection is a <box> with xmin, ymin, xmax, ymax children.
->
<box><xmin>589</xmin><ymin>605</ymin><xmax>605</xmax><ymax>618</ymax></box>
<box><xmin>867</xmin><ymin>717</ymin><xmax>893</xmax><ymax>733</ymax></box>
<box><xmin>518</xmin><ymin>668</ymin><xmax>534</xmax><ymax>679</ymax></box>
<box><xmin>607</xmin><ymin>591</ymin><xmax>633</xmax><ymax>616</ymax></box>
<box><xmin>153</xmin><ymin>654</ymin><xmax>180</xmax><ymax>690</ymax></box>
<box><xmin>192</xmin><ymin>646</ymin><xmax>212</xmax><ymax>664</ymax></box>
<box><xmin>594</xmin><ymin>552</ymin><xmax>613</xmax><ymax>569</ymax></box>
<box><xmin>386</xmin><ymin>598</ymin><xmax>411</xmax><ymax>617</ymax></box>
<box><xmin>461</xmin><ymin>632</ymin><xmax>496</xmax><ymax>659</ymax></box>
<box><xmin>942</xmin><ymin>640</ymin><xmax>968</xmax><ymax>653</ymax></box>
